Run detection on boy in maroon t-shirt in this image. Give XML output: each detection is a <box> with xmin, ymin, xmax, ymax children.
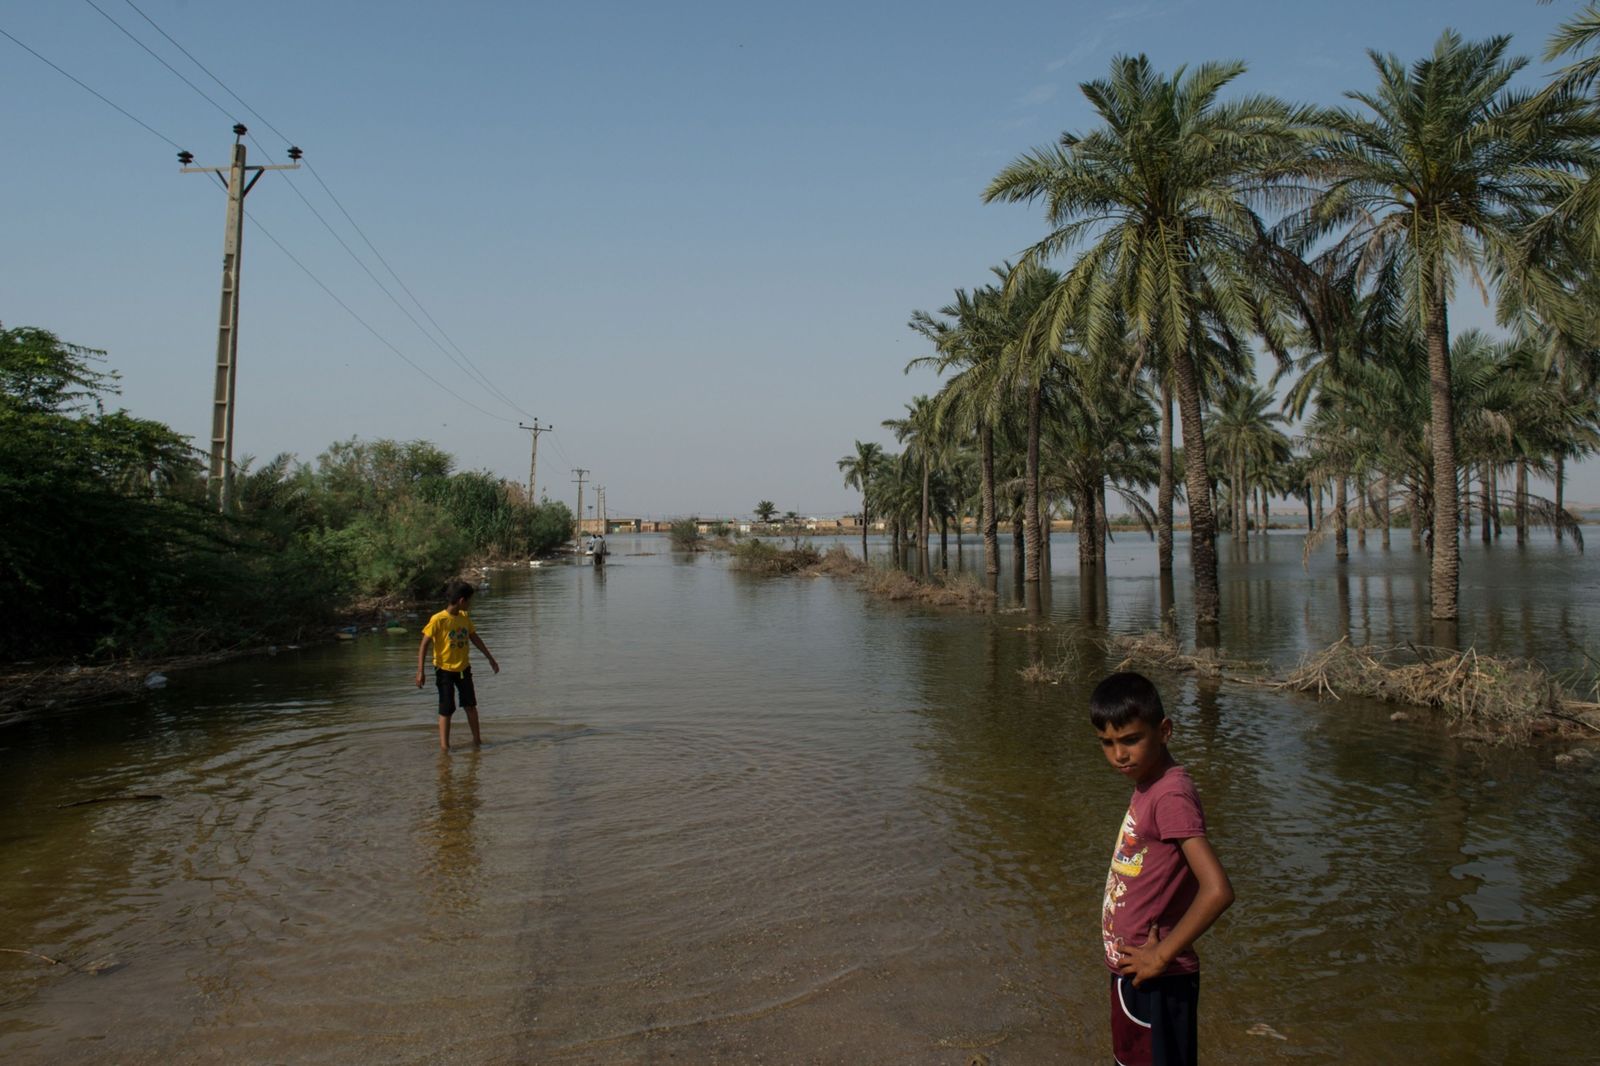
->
<box><xmin>1092</xmin><ymin>672</ymin><xmax>1234</xmax><ymax>1066</ymax></box>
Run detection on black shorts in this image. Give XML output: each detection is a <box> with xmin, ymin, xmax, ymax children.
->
<box><xmin>1110</xmin><ymin>972</ymin><xmax>1199</xmax><ymax>1066</ymax></box>
<box><xmin>435</xmin><ymin>667</ymin><xmax>476</xmax><ymax>716</ymax></box>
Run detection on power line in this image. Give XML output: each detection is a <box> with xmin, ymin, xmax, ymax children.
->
<box><xmin>3</xmin><ymin>24</ymin><xmax>522</xmax><ymax>431</ymax></box>
<box><xmin>119</xmin><ymin>0</ymin><xmax>295</xmax><ymax>146</ymax></box>
<box><xmin>245</xmin><ymin>209</ymin><xmax>517</xmax><ymax>425</ymax></box>
<box><xmin>300</xmin><ymin>158</ymin><xmax>536</xmax><ymax>420</ymax></box>
<box><xmin>269</xmin><ymin>159</ymin><xmax>528</xmax><ymax>412</ymax></box>
<box><xmin>0</xmin><ymin>26</ymin><xmax>183</xmax><ymax>149</ymax></box>
<box><xmin>81</xmin><ymin>0</ymin><xmax>238</xmax><ymax>125</ymax></box>
<box><xmin>103</xmin><ymin>0</ymin><xmax>539</xmax><ymax>423</ymax></box>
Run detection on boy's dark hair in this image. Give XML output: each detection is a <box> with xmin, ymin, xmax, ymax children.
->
<box><xmin>444</xmin><ymin>579</ymin><xmax>476</xmax><ymax>604</ymax></box>
<box><xmin>1089</xmin><ymin>671</ymin><xmax>1166</xmax><ymax>729</ymax></box>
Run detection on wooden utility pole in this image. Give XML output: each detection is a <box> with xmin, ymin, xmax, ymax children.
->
<box><xmin>572</xmin><ymin>468</ymin><xmax>590</xmax><ymax>536</ymax></box>
<box><xmin>180</xmin><ymin>124</ymin><xmax>300</xmax><ymax>512</ymax></box>
<box><xmin>518</xmin><ymin>420</ymin><xmax>553</xmax><ymax>502</ymax></box>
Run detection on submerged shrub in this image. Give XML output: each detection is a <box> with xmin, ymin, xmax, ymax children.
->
<box><xmin>729</xmin><ymin>538</ymin><xmax>821</xmax><ymax>574</ymax></box>
<box><xmin>670</xmin><ymin>518</ymin><xmax>703</xmax><ymax>550</ymax></box>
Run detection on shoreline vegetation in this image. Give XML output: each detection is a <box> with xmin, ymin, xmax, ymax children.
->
<box><xmin>724</xmin><ymin>538</ymin><xmax>1600</xmax><ymax>747</ymax></box>
<box><xmin>730</xmin><ymin>540</ymin><xmax>999</xmax><ymax>612</ymax></box>
<box><xmin>0</xmin><ymin>325</ymin><xmax>576</xmax><ymax>714</ymax></box>
<box><xmin>1020</xmin><ymin>631</ymin><xmax>1600</xmax><ymax>746</ymax></box>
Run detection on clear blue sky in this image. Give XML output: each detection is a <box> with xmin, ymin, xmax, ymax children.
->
<box><xmin>3</xmin><ymin>1</ymin><xmax>1593</xmax><ymax>518</ymax></box>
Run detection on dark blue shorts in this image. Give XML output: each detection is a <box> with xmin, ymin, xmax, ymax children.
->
<box><xmin>435</xmin><ymin>667</ymin><xmax>476</xmax><ymax>716</ymax></box>
<box><xmin>1110</xmin><ymin>972</ymin><xmax>1199</xmax><ymax>1066</ymax></box>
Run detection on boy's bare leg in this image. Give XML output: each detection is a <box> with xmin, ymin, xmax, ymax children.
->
<box><xmin>464</xmin><ymin>706</ymin><xmax>483</xmax><ymax>746</ymax></box>
<box><xmin>438</xmin><ymin>714</ymin><xmax>451</xmax><ymax>751</ymax></box>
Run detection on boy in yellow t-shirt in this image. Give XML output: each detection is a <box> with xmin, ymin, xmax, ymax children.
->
<box><xmin>415</xmin><ymin>580</ymin><xmax>499</xmax><ymax>751</ymax></box>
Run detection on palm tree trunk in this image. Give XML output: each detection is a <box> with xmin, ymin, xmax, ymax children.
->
<box><xmin>1515</xmin><ymin>458</ymin><xmax>1528</xmax><ymax>546</ymax></box>
<box><xmin>919</xmin><ymin>458</ymin><xmax>931</xmax><ymax>576</ymax></box>
<box><xmin>1379</xmin><ymin>475</ymin><xmax>1391</xmax><ymax>549</ymax></box>
<box><xmin>1023</xmin><ymin>382</ymin><xmax>1042</xmax><ymax>583</ymax></box>
<box><xmin>1078</xmin><ymin>485</ymin><xmax>1096</xmax><ymax>568</ymax></box>
<box><xmin>1034</xmin><ymin>452</ymin><xmax>1047</xmax><ymax>568</ymax></box>
<box><xmin>1556</xmin><ymin>452</ymin><xmax>1567</xmax><ymax>544</ymax></box>
<box><xmin>1491</xmin><ymin>465</ymin><xmax>1502</xmax><ymax>538</ymax></box>
<box><xmin>1356</xmin><ymin>473</ymin><xmax>1367</xmax><ymax>549</ymax></box>
<box><xmin>1305</xmin><ymin>483</ymin><xmax>1315</xmax><ymax>530</ymax></box>
<box><xmin>981</xmin><ymin>424</ymin><xmax>999</xmax><ymax>575</ymax></box>
<box><xmin>1097</xmin><ymin>479</ymin><xmax>1109</xmax><ymax>566</ymax></box>
<box><xmin>1315</xmin><ymin>482</ymin><xmax>1325</xmax><ymax>529</ymax></box>
<box><xmin>940</xmin><ymin>513</ymin><xmax>949</xmax><ymax>570</ymax></box>
<box><xmin>1036</xmin><ymin>496</ymin><xmax>1049</xmax><ymax>573</ymax></box>
<box><xmin>1409</xmin><ymin>480</ymin><xmax>1423</xmax><ymax>551</ymax></box>
<box><xmin>1158</xmin><ymin>379</ymin><xmax>1175</xmax><ymax>572</ymax></box>
<box><xmin>860</xmin><ymin>497</ymin><xmax>869</xmax><ymax>562</ymax></box>
<box><xmin>1424</xmin><ymin>285</ymin><xmax>1460</xmax><ymax>619</ymax></box>
<box><xmin>1335</xmin><ymin>476</ymin><xmax>1349</xmax><ymax>559</ymax></box>
<box><xmin>1234</xmin><ymin>464</ymin><xmax>1247</xmax><ymax>543</ymax></box>
<box><xmin>1460</xmin><ymin>468</ymin><xmax>1472</xmax><ymax>534</ymax></box>
<box><xmin>1480</xmin><ymin>464</ymin><xmax>1492</xmax><ymax>544</ymax></box>
<box><xmin>1012</xmin><ymin>507</ymin><xmax>1024</xmax><ymax>575</ymax></box>
<box><xmin>1172</xmin><ymin>348</ymin><xmax>1220</xmax><ymax>624</ymax></box>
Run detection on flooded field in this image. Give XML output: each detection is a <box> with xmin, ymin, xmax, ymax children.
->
<box><xmin>2</xmin><ymin>533</ymin><xmax>1597</xmax><ymax>1063</ymax></box>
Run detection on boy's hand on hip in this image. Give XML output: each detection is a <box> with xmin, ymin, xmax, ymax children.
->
<box><xmin>1116</xmin><ymin>925</ymin><xmax>1169</xmax><ymax>987</ymax></box>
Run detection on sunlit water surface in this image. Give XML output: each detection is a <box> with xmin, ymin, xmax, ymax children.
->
<box><xmin>2</xmin><ymin>532</ymin><xmax>1597</xmax><ymax>1063</ymax></box>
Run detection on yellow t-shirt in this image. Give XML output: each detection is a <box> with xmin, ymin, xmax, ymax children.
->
<box><xmin>424</xmin><ymin>608</ymin><xmax>476</xmax><ymax>672</ymax></box>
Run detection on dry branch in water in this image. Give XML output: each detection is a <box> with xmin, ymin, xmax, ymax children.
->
<box><xmin>1278</xmin><ymin>637</ymin><xmax>1600</xmax><ymax>742</ymax></box>
<box><xmin>1104</xmin><ymin>633</ymin><xmax>1264</xmax><ymax>680</ymax></box>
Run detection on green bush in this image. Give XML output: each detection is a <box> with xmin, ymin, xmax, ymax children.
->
<box><xmin>2</xmin><ymin>322</ymin><xmax>582</xmax><ymax>660</ymax></box>
<box><xmin>309</xmin><ymin>496</ymin><xmax>471</xmax><ymax>599</ymax></box>
<box><xmin>670</xmin><ymin>517</ymin><xmax>703</xmax><ymax>550</ymax></box>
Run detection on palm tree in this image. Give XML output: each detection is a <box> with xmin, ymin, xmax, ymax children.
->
<box><xmin>909</xmin><ymin>280</ymin><xmax>1014</xmax><ymax>576</ymax></box>
<box><xmin>753</xmin><ymin>500</ymin><xmax>777</xmax><ymax>525</ymax></box>
<box><xmin>885</xmin><ymin>395</ymin><xmax>954</xmax><ymax>576</ymax></box>
<box><xmin>1210</xmin><ymin>382</ymin><xmax>1292</xmax><ymax>543</ymax></box>
<box><xmin>986</xmin><ymin>54</ymin><xmax>1310</xmax><ymax>622</ymax></box>
<box><xmin>1295</xmin><ymin>30</ymin><xmax>1599</xmax><ymax>619</ymax></box>
<box><xmin>837</xmin><ymin>440</ymin><xmax>884</xmax><ymax>560</ymax></box>
<box><xmin>1040</xmin><ymin>356</ymin><xmax>1160</xmax><ymax>568</ymax></box>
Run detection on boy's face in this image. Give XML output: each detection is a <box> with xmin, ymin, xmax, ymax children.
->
<box><xmin>1096</xmin><ymin>717</ymin><xmax>1172</xmax><ymax>786</ymax></box>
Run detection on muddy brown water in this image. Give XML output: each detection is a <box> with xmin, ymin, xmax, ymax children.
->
<box><xmin>2</xmin><ymin>532</ymin><xmax>1597</xmax><ymax>1063</ymax></box>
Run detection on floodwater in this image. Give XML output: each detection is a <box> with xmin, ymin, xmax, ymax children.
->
<box><xmin>2</xmin><ymin>532</ymin><xmax>1597</xmax><ymax>1063</ymax></box>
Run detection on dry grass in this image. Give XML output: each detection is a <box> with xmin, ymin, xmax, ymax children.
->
<box><xmin>1104</xmin><ymin>632</ymin><xmax>1264</xmax><ymax>680</ymax></box>
<box><xmin>729</xmin><ymin>539</ymin><xmax>822</xmax><ymax>574</ymax></box>
<box><xmin>807</xmin><ymin>545</ymin><xmax>868</xmax><ymax>577</ymax></box>
<box><xmin>1018</xmin><ymin>660</ymin><xmax>1068</xmax><ymax>684</ymax></box>
<box><xmin>857</xmin><ymin>566</ymin><xmax>997</xmax><ymax>613</ymax></box>
<box><xmin>1279</xmin><ymin>637</ymin><xmax>1600</xmax><ymax>743</ymax></box>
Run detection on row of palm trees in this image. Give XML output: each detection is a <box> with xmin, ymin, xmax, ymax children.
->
<box><xmin>841</xmin><ymin>17</ymin><xmax>1600</xmax><ymax>625</ymax></box>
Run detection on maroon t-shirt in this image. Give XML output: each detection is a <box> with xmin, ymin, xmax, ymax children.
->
<box><xmin>1101</xmin><ymin>762</ymin><xmax>1207</xmax><ymax>976</ymax></box>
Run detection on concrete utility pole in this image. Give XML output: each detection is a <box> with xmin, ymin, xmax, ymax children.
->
<box><xmin>180</xmin><ymin>124</ymin><xmax>300</xmax><ymax>512</ymax></box>
<box><xmin>572</xmin><ymin>468</ymin><xmax>590</xmax><ymax>537</ymax></box>
<box><xmin>518</xmin><ymin>420</ymin><xmax>553</xmax><ymax>502</ymax></box>
<box><xmin>597</xmin><ymin>486</ymin><xmax>606</xmax><ymax>531</ymax></box>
